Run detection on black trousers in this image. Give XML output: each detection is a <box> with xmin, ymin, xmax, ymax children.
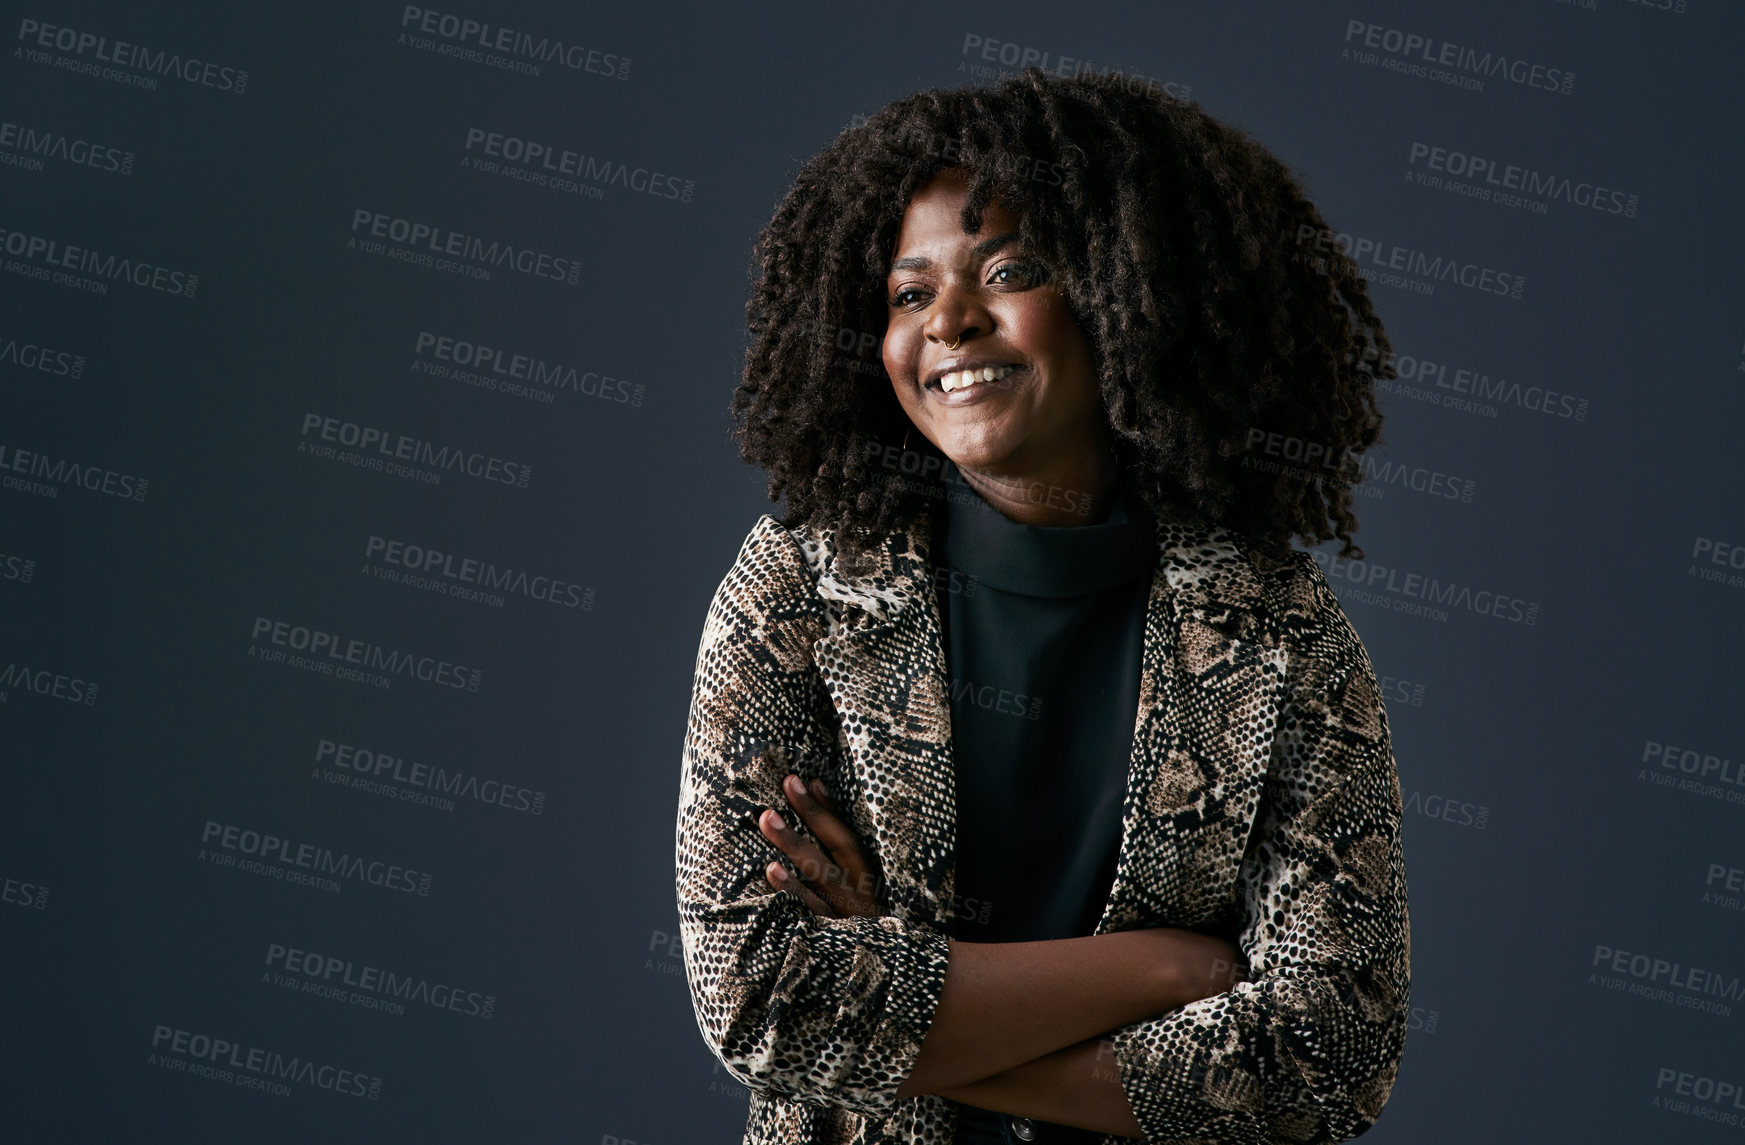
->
<box><xmin>946</xmin><ymin>1098</ymin><xmax>1110</xmax><ymax>1144</ymax></box>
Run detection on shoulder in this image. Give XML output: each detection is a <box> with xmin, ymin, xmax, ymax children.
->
<box><xmin>1154</xmin><ymin>514</ymin><xmax>1329</xmax><ymax>645</ymax></box>
<box><xmin>1241</xmin><ymin>544</ymin><xmax>1348</xmax><ymax>644</ymax></box>
<box><xmin>705</xmin><ymin>513</ymin><xmax>920</xmax><ymax>643</ymax></box>
<box><xmin>689</xmin><ymin>518</ymin><xmax>836</xmax><ymax>696</ymax></box>
<box><xmin>726</xmin><ymin>514</ymin><xmax>816</xmax><ymax>577</ymax></box>
<box><xmin>724</xmin><ymin>507</ymin><xmax>937</xmax><ymax>628</ymax></box>
<box><xmin>708</xmin><ymin>515</ymin><xmax>825</xmax><ymax>618</ymax></box>
<box><xmin>1239</xmin><ymin>542</ymin><xmax>1388</xmax><ymax>744</ymax></box>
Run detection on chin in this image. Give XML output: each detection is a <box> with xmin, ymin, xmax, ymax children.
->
<box><xmin>935</xmin><ymin>437</ymin><xmax>1018</xmax><ymax>474</ymax></box>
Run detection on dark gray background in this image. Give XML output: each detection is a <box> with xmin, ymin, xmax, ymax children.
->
<box><xmin>3</xmin><ymin>1</ymin><xmax>1743</xmax><ymax>1142</ymax></box>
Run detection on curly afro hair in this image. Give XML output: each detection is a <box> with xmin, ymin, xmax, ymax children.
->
<box><xmin>731</xmin><ymin>67</ymin><xmax>1392</xmax><ymax>572</ymax></box>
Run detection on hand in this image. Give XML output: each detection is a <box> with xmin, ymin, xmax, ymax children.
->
<box><xmin>1167</xmin><ymin>931</ymin><xmax>1251</xmax><ymax>1005</ymax></box>
<box><xmin>757</xmin><ymin>773</ymin><xmax>887</xmax><ymax>918</ymax></box>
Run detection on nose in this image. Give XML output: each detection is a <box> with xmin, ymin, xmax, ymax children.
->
<box><xmin>923</xmin><ymin>284</ymin><xmax>992</xmax><ymax>348</ymax></box>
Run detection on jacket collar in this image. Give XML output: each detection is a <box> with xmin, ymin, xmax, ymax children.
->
<box><xmin>813</xmin><ymin>500</ymin><xmax>1279</xmax><ymax>639</ymax></box>
<box><xmin>804</xmin><ymin>499</ymin><xmax>1288</xmax><ymax>931</ymax></box>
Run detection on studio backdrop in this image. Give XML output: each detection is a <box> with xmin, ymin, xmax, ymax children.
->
<box><xmin>3</xmin><ymin>1</ymin><xmax>1742</xmax><ymax>1142</ymax></box>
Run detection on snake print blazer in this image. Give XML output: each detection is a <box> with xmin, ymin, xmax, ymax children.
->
<box><xmin>675</xmin><ymin>502</ymin><xmax>1410</xmax><ymax>1145</ymax></box>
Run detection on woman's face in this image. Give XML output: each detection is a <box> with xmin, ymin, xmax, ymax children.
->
<box><xmin>881</xmin><ymin>167</ymin><xmax>1103</xmax><ymax>478</ymax></box>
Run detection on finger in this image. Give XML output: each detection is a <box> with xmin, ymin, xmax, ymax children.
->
<box><xmin>759</xmin><ymin>808</ymin><xmax>870</xmax><ymax>917</ymax></box>
<box><xmin>793</xmin><ymin>777</ymin><xmax>889</xmax><ymax>910</ymax></box>
<box><xmin>806</xmin><ymin>778</ymin><xmax>866</xmax><ymax>868</ymax></box>
<box><xmin>778</xmin><ymin>778</ymin><xmax>876</xmax><ymax>910</ymax></box>
<box><xmin>782</xmin><ymin>774</ymin><xmax>872</xmax><ymax>873</ymax></box>
<box><xmin>766</xmin><ymin>861</ymin><xmax>836</xmax><ymax>917</ymax></box>
<box><xmin>757</xmin><ymin>808</ymin><xmax>848</xmax><ymax>896</ymax></box>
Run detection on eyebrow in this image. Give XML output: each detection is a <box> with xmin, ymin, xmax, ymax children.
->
<box><xmin>889</xmin><ymin>230</ymin><xmax>1024</xmax><ymax>274</ymax></box>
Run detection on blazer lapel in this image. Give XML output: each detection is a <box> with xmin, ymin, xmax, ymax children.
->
<box><xmin>809</xmin><ymin>505</ymin><xmax>1288</xmax><ymax>934</ymax></box>
<box><xmin>1096</xmin><ymin>518</ymin><xmax>1288</xmax><ymax>932</ymax></box>
<box><xmin>810</xmin><ymin>510</ymin><xmax>959</xmax><ymax>925</ymax></box>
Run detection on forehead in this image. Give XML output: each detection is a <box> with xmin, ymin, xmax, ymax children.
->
<box><xmin>890</xmin><ymin>174</ymin><xmax>1023</xmax><ymax>267</ymax></box>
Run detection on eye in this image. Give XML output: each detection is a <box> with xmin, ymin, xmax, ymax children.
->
<box><xmin>989</xmin><ymin>260</ymin><xmax>1047</xmax><ymax>288</ymax></box>
<box><xmin>889</xmin><ymin>285</ymin><xmax>932</xmax><ymax>309</ymax></box>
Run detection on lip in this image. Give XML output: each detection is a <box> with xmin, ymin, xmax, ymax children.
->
<box><xmin>923</xmin><ymin>363</ymin><xmax>1029</xmax><ymax>406</ymax></box>
<box><xmin>925</xmin><ymin>356</ymin><xmax>1025</xmax><ymax>389</ymax></box>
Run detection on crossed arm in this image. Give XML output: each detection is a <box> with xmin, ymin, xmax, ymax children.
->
<box><xmin>900</xmin><ymin>931</ymin><xmax>1242</xmax><ymax>1137</ymax></box>
<box><xmin>678</xmin><ymin>524</ymin><xmax>1408</xmax><ymax>1144</ymax></box>
<box><xmin>756</xmin><ymin>773</ymin><xmax>1248</xmax><ymax>1138</ymax></box>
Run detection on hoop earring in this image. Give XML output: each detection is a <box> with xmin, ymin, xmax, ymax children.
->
<box><xmin>903</xmin><ymin>426</ymin><xmax>912</xmax><ymax>452</ymax></box>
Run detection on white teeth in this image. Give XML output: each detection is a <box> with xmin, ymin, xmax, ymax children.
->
<box><xmin>937</xmin><ymin>364</ymin><xmax>1018</xmax><ymax>393</ymax></box>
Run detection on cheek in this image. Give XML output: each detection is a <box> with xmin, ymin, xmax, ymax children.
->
<box><xmin>882</xmin><ymin>323</ymin><xmax>914</xmax><ymax>381</ymax></box>
<box><xmin>1034</xmin><ymin>299</ymin><xmax>1086</xmax><ymax>352</ymax></box>
<box><xmin>1002</xmin><ymin>293</ymin><xmax>1063</xmax><ymax>350</ymax></box>
<box><xmin>1023</xmin><ymin>301</ymin><xmax>1094</xmax><ymax>391</ymax></box>
<box><xmin>883</xmin><ymin>333</ymin><xmax>919</xmax><ymax>413</ymax></box>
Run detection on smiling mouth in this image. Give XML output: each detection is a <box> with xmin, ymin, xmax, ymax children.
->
<box><xmin>924</xmin><ymin>363</ymin><xmax>1025</xmax><ymax>394</ymax></box>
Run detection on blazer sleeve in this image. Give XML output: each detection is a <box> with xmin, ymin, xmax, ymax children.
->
<box><xmin>674</xmin><ymin>516</ymin><xmax>953</xmax><ymax>1120</ymax></box>
<box><xmin>1106</xmin><ymin>551</ymin><xmax>1411</xmax><ymax>1145</ymax></box>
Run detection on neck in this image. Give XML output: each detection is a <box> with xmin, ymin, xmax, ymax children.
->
<box><xmin>950</xmin><ymin>435</ymin><xmax>1120</xmax><ymax>527</ymax></box>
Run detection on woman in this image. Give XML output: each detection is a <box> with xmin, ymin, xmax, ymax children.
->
<box><xmin>676</xmin><ymin>68</ymin><xmax>1409</xmax><ymax>1145</ymax></box>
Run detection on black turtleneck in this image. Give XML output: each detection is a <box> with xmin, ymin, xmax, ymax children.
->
<box><xmin>932</xmin><ymin>460</ymin><xmax>1157</xmax><ymax>944</ymax></box>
